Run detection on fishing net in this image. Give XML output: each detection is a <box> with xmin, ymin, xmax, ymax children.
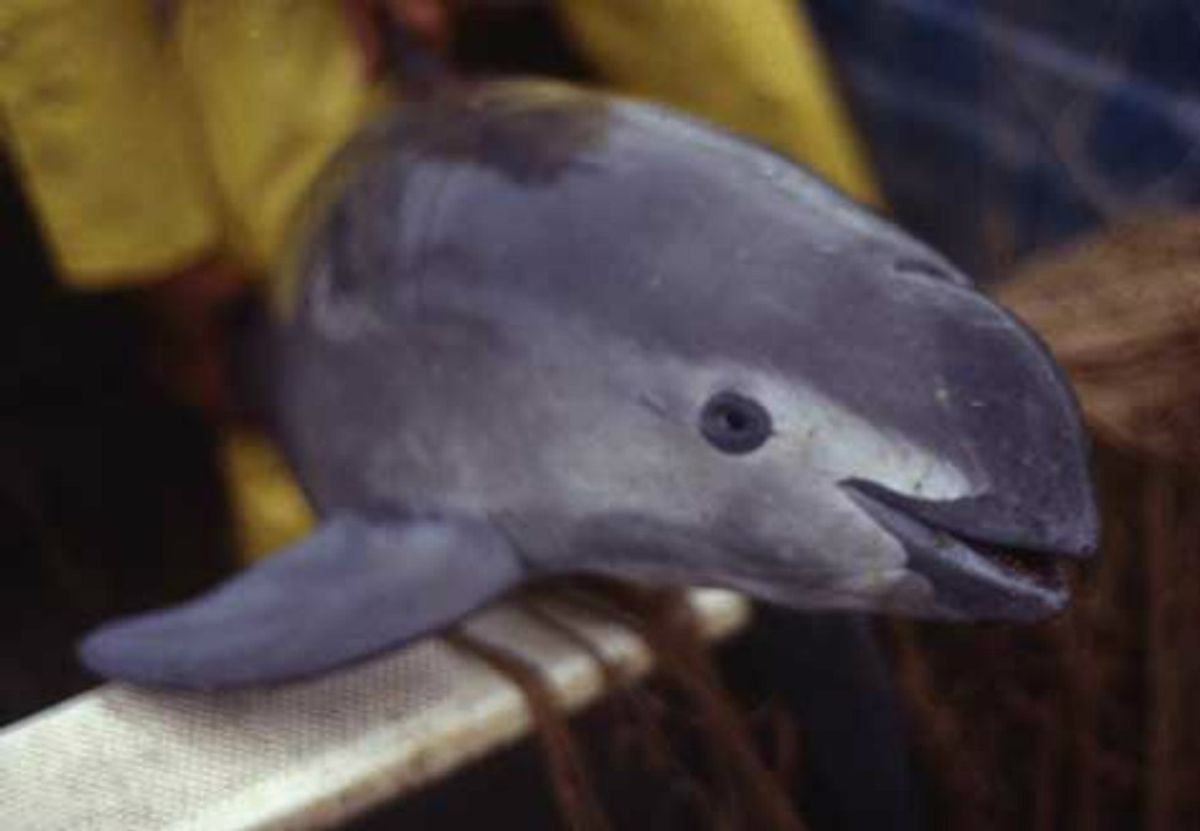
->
<box><xmin>890</xmin><ymin>211</ymin><xmax>1200</xmax><ymax>830</ymax></box>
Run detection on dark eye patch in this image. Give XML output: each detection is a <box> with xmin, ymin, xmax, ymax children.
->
<box><xmin>700</xmin><ymin>391</ymin><xmax>773</xmax><ymax>454</ymax></box>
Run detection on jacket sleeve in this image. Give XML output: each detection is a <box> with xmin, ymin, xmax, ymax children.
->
<box><xmin>554</xmin><ymin>0</ymin><xmax>882</xmax><ymax>206</ymax></box>
<box><xmin>0</xmin><ymin>0</ymin><xmax>222</xmax><ymax>287</ymax></box>
<box><xmin>173</xmin><ymin>0</ymin><xmax>384</xmax><ymax>272</ymax></box>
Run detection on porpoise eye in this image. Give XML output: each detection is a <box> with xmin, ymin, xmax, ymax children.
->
<box><xmin>700</xmin><ymin>391</ymin><xmax>772</xmax><ymax>454</ymax></box>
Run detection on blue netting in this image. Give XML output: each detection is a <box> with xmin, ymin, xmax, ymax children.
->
<box><xmin>807</xmin><ymin>0</ymin><xmax>1200</xmax><ymax>278</ymax></box>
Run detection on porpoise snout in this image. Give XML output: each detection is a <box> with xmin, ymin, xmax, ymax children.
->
<box><xmin>842</xmin><ymin>480</ymin><xmax>1098</xmax><ymax>559</ymax></box>
<box><xmin>832</xmin><ymin>279</ymin><xmax>1099</xmax><ymax>619</ymax></box>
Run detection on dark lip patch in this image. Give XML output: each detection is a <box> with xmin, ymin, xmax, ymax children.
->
<box><xmin>840</xmin><ymin>478</ymin><xmax>1097</xmax><ymax>560</ymax></box>
<box><xmin>955</xmin><ymin>534</ymin><xmax>1066</xmax><ymax>593</ymax></box>
<box><xmin>840</xmin><ymin>480</ymin><xmax>1070</xmax><ymax>620</ymax></box>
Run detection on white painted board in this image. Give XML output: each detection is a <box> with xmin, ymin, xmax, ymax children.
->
<box><xmin>0</xmin><ymin>590</ymin><xmax>749</xmax><ymax>831</ymax></box>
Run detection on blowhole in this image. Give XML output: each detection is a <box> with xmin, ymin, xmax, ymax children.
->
<box><xmin>893</xmin><ymin>258</ymin><xmax>953</xmax><ymax>282</ymax></box>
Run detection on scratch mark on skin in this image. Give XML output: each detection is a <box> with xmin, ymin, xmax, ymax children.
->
<box><xmin>636</xmin><ymin>393</ymin><xmax>675</xmax><ymax>423</ymax></box>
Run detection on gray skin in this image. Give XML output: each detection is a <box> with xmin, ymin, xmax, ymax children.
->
<box><xmin>79</xmin><ymin>81</ymin><xmax>1099</xmax><ymax>689</ymax></box>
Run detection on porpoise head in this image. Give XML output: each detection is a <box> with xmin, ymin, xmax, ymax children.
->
<box><xmin>79</xmin><ymin>82</ymin><xmax>1099</xmax><ymax>688</ymax></box>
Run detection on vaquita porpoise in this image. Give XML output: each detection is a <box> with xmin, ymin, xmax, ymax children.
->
<box><xmin>79</xmin><ymin>81</ymin><xmax>1099</xmax><ymax>689</ymax></box>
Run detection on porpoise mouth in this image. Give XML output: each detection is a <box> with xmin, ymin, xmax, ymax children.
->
<box><xmin>841</xmin><ymin>480</ymin><xmax>1071</xmax><ymax>621</ymax></box>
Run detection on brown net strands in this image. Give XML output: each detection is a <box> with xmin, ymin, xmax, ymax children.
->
<box><xmin>445</xmin><ymin>629</ymin><xmax>613</xmax><ymax>831</ymax></box>
<box><xmin>889</xmin><ymin>212</ymin><xmax>1200</xmax><ymax>830</ymax></box>
<box><xmin>996</xmin><ymin>213</ymin><xmax>1200</xmax><ymax>466</ymax></box>
<box><xmin>453</xmin><ymin>580</ymin><xmax>808</xmax><ymax>831</ymax></box>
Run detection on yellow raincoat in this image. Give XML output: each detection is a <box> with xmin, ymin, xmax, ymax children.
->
<box><xmin>0</xmin><ymin>0</ymin><xmax>879</xmax><ymax>559</ymax></box>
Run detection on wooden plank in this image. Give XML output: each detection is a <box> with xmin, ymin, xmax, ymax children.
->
<box><xmin>0</xmin><ymin>590</ymin><xmax>748</xmax><ymax>831</ymax></box>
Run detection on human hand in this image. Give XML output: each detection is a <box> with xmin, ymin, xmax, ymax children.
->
<box><xmin>136</xmin><ymin>258</ymin><xmax>250</xmax><ymax>421</ymax></box>
<box><xmin>343</xmin><ymin>0</ymin><xmax>452</xmax><ymax>81</ymax></box>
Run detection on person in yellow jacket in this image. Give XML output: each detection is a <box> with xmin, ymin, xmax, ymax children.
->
<box><xmin>0</xmin><ymin>0</ymin><xmax>878</xmax><ymax>561</ymax></box>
